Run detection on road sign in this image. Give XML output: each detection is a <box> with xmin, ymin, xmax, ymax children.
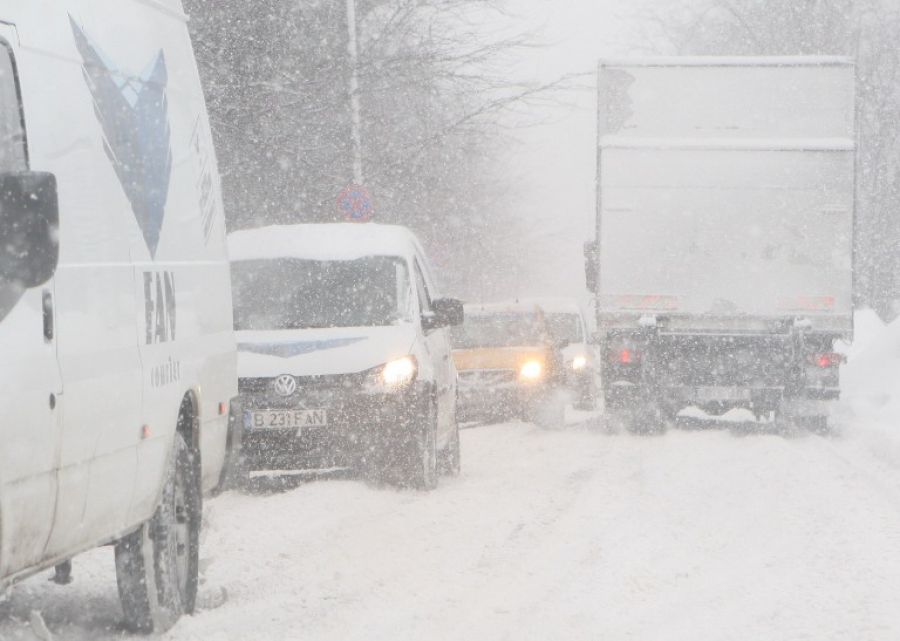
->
<box><xmin>337</xmin><ymin>184</ymin><xmax>374</xmax><ymax>222</ymax></box>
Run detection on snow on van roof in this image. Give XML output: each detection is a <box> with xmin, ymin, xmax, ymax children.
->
<box><xmin>228</xmin><ymin>223</ymin><xmax>421</xmax><ymax>262</ymax></box>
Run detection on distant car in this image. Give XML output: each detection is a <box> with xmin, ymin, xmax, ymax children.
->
<box><xmin>228</xmin><ymin>223</ymin><xmax>464</xmax><ymax>490</ymax></box>
<box><xmin>535</xmin><ymin>299</ymin><xmax>597</xmax><ymax>410</ymax></box>
<box><xmin>450</xmin><ymin>302</ymin><xmax>566</xmax><ymax>427</ymax></box>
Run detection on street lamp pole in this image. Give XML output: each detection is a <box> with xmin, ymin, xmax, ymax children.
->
<box><xmin>346</xmin><ymin>0</ymin><xmax>364</xmax><ymax>185</ymax></box>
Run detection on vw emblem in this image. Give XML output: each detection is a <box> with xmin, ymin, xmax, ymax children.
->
<box><xmin>273</xmin><ymin>374</ymin><xmax>297</xmax><ymax>397</ymax></box>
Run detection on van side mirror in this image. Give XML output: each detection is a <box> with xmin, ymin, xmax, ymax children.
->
<box><xmin>584</xmin><ymin>240</ymin><xmax>599</xmax><ymax>294</ymax></box>
<box><xmin>423</xmin><ymin>298</ymin><xmax>464</xmax><ymax>331</ymax></box>
<box><xmin>0</xmin><ymin>172</ymin><xmax>60</xmax><ymax>288</ymax></box>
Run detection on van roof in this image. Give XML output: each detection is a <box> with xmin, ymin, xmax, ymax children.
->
<box><xmin>228</xmin><ymin>223</ymin><xmax>422</xmax><ymax>263</ymax></box>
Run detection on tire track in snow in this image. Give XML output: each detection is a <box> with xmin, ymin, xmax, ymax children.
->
<box><xmin>3</xmin><ymin>420</ymin><xmax>900</xmax><ymax>641</ymax></box>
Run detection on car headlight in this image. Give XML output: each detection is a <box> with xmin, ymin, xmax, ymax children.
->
<box><xmin>381</xmin><ymin>356</ymin><xmax>418</xmax><ymax>388</ymax></box>
<box><xmin>519</xmin><ymin>359</ymin><xmax>544</xmax><ymax>382</ymax></box>
<box><xmin>572</xmin><ymin>355</ymin><xmax>588</xmax><ymax>371</ymax></box>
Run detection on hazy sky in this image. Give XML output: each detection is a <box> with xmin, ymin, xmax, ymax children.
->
<box><xmin>496</xmin><ymin>0</ymin><xmax>634</xmax><ymax>307</ymax></box>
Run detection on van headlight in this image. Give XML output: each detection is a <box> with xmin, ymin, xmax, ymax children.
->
<box><xmin>382</xmin><ymin>356</ymin><xmax>417</xmax><ymax>387</ymax></box>
<box><xmin>572</xmin><ymin>355</ymin><xmax>588</xmax><ymax>371</ymax></box>
<box><xmin>365</xmin><ymin>356</ymin><xmax>418</xmax><ymax>393</ymax></box>
<box><xmin>519</xmin><ymin>360</ymin><xmax>544</xmax><ymax>382</ymax></box>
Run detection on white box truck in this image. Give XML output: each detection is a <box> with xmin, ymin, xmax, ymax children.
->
<box><xmin>584</xmin><ymin>57</ymin><xmax>855</xmax><ymax>433</ymax></box>
<box><xmin>0</xmin><ymin>1</ymin><xmax>237</xmax><ymax>632</ymax></box>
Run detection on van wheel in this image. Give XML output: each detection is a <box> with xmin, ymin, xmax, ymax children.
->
<box><xmin>403</xmin><ymin>403</ymin><xmax>438</xmax><ymax>491</ymax></box>
<box><xmin>115</xmin><ymin>432</ymin><xmax>200</xmax><ymax>633</ymax></box>
<box><xmin>529</xmin><ymin>393</ymin><xmax>566</xmax><ymax>429</ymax></box>
<box><xmin>574</xmin><ymin>380</ymin><xmax>597</xmax><ymax>411</ymax></box>
<box><xmin>439</xmin><ymin>413</ymin><xmax>461</xmax><ymax>477</ymax></box>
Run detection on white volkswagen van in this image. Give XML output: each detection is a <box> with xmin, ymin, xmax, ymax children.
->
<box><xmin>229</xmin><ymin>224</ymin><xmax>464</xmax><ymax>490</ymax></box>
<box><xmin>0</xmin><ymin>1</ymin><xmax>237</xmax><ymax>633</ymax></box>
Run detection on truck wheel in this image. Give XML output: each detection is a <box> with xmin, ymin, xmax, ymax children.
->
<box><xmin>115</xmin><ymin>432</ymin><xmax>200</xmax><ymax>633</ymax></box>
<box><xmin>438</xmin><ymin>413</ymin><xmax>461</xmax><ymax>477</ymax></box>
<box><xmin>603</xmin><ymin>406</ymin><xmax>633</xmax><ymax>433</ymax></box>
<box><xmin>625</xmin><ymin>403</ymin><xmax>667</xmax><ymax>436</ymax></box>
<box><xmin>794</xmin><ymin>415</ymin><xmax>831</xmax><ymax>435</ymax></box>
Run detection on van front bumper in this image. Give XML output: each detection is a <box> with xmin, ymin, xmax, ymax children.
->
<box><xmin>237</xmin><ymin>375</ymin><xmax>428</xmax><ymax>471</ymax></box>
<box><xmin>456</xmin><ymin>368</ymin><xmax>545</xmax><ymax>421</ymax></box>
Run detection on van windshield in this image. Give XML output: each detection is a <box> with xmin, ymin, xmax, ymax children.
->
<box><xmin>450</xmin><ymin>313</ymin><xmax>545</xmax><ymax>349</ymax></box>
<box><xmin>231</xmin><ymin>257</ymin><xmax>411</xmax><ymax>330</ymax></box>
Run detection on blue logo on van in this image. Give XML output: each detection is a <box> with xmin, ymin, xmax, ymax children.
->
<box><xmin>69</xmin><ymin>18</ymin><xmax>172</xmax><ymax>258</ymax></box>
<box><xmin>238</xmin><ymin>338</ymin><xmax>368</xmax><ymax>359</ymax></box>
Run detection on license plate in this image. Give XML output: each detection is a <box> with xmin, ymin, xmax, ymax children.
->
<box><xmin>247</xmin><ymin>409</ymin><xmax>328</xmax><ymax>430</ymax></box>
<box><xmin>694</xmin><ymin>387</ymin><xmax>752</xmax><ymax>402</ymax></box>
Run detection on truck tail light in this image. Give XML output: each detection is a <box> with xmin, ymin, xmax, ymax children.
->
<box><xmin>616</xmin><ymin>348</ymin><xmax>640</xmax><ymax>365</ymax></box>
<box><xmin>812</xmin><ymin>352</ymin><xmax>845</xmax><ymax>368</ymax></box>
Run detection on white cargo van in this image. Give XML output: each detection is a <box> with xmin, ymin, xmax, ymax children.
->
<box><xmin>529</xmin><ymin>298</ymin><xmax>596</xmax><ymax>410</ymax></box>
<box><xmin>229</xmin><ymin>224</ymin><xmax>464</xmax><ymax>490</ymax></box>
<box><xmin>0</xmin><ymin>1</ymin><xmax>237</xmax><ymax>632</ymax></box>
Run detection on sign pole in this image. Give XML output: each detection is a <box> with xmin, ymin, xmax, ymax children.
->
<box><xmin>346</xmin><ymin>0</ymin><xmax>364</xmax><ymax>185</ymax></box>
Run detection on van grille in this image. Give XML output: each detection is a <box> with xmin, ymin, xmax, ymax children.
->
<box><xmin>458</xmin><ymin>369</ymin><xmax>517</xmax><ymax>387</ymax></box>
<box><xmin>239</xmin><ymin>373</ymin><xmax>365</xmax><ymax>396</ymax></box>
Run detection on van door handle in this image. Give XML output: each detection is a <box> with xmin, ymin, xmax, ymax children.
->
<box><xmin>42</xmin><ymin>290</ymin><xmax>54</xmax><ymax>342</ymax></box>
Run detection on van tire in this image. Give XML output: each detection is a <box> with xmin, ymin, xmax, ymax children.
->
<box><xmin>439</xmin><ymin>413</ymin><xmax>461</xmax><ymax>477</ymax></box>
<box><xmin>529</xmin><ymin>393</ymin><xmax>566</xmax><ymax>429</ymax></box>
<box><xmin>574</xmin><ymin>380</ymin><xmax>597</xmax><ymax>411</ymax></box>
<box><xmin>403</xmin><ymin>402</ymin><xmax>438</xmax><ymax>491</ymax></box>
<box><xmin>115</xmin><ymin>432</ymin><xmax>201</xmax><ymax>633</ymax></box>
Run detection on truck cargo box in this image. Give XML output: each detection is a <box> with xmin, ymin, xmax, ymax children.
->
<box><xmin>593</xmin><ymin>57</ymin><xmax>855</xmax><ymax>334</ymax></box>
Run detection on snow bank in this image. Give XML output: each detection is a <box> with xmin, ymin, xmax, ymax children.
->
<box><xmin>839</xmin><ymin>309</ymin><xmax>900</xmax><ymax>467</ymax></box>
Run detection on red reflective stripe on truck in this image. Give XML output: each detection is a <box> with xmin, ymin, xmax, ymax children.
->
<box><xmin>607</xmin><ymin>295</ymin><xmax>680</xmax><ymax>311</ymax></box>
<box><xmin>779</xmin><ymin>296</ymin><xmax>836</xmax><ymax>312</ymax></box>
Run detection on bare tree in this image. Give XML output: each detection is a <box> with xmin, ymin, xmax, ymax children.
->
<box><xmin>182</xmin><ymin>0</ymin><xmax>547</xmax><ymax>298</ymax></box>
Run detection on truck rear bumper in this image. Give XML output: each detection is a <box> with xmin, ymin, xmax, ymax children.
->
<box><xmin>607</xmin><ymin>382</ymin><xmax>838</xmax><ymax>412</ymax></box>
<box><xmin>662</xmin><ymin>386</ymin><xmax>838</xmax><ymax>414</ymax></box>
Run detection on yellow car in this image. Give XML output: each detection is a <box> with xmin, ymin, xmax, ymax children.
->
<box><xmin>450</xmin><ymin>303</ymin><xmax>566</xmax><ymax>427</ymax></box>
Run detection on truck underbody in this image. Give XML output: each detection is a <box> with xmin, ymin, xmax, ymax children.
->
<box><xmin>600</xmin><ymin>318</ymin><xmax>843</xmax><ymax>432</ymax></box>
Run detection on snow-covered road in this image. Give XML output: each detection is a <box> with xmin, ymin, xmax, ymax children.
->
<box><xmin>3</xmin><ymin>415</ymin><xmax>900</xmax><ymax>641</ymax></box>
